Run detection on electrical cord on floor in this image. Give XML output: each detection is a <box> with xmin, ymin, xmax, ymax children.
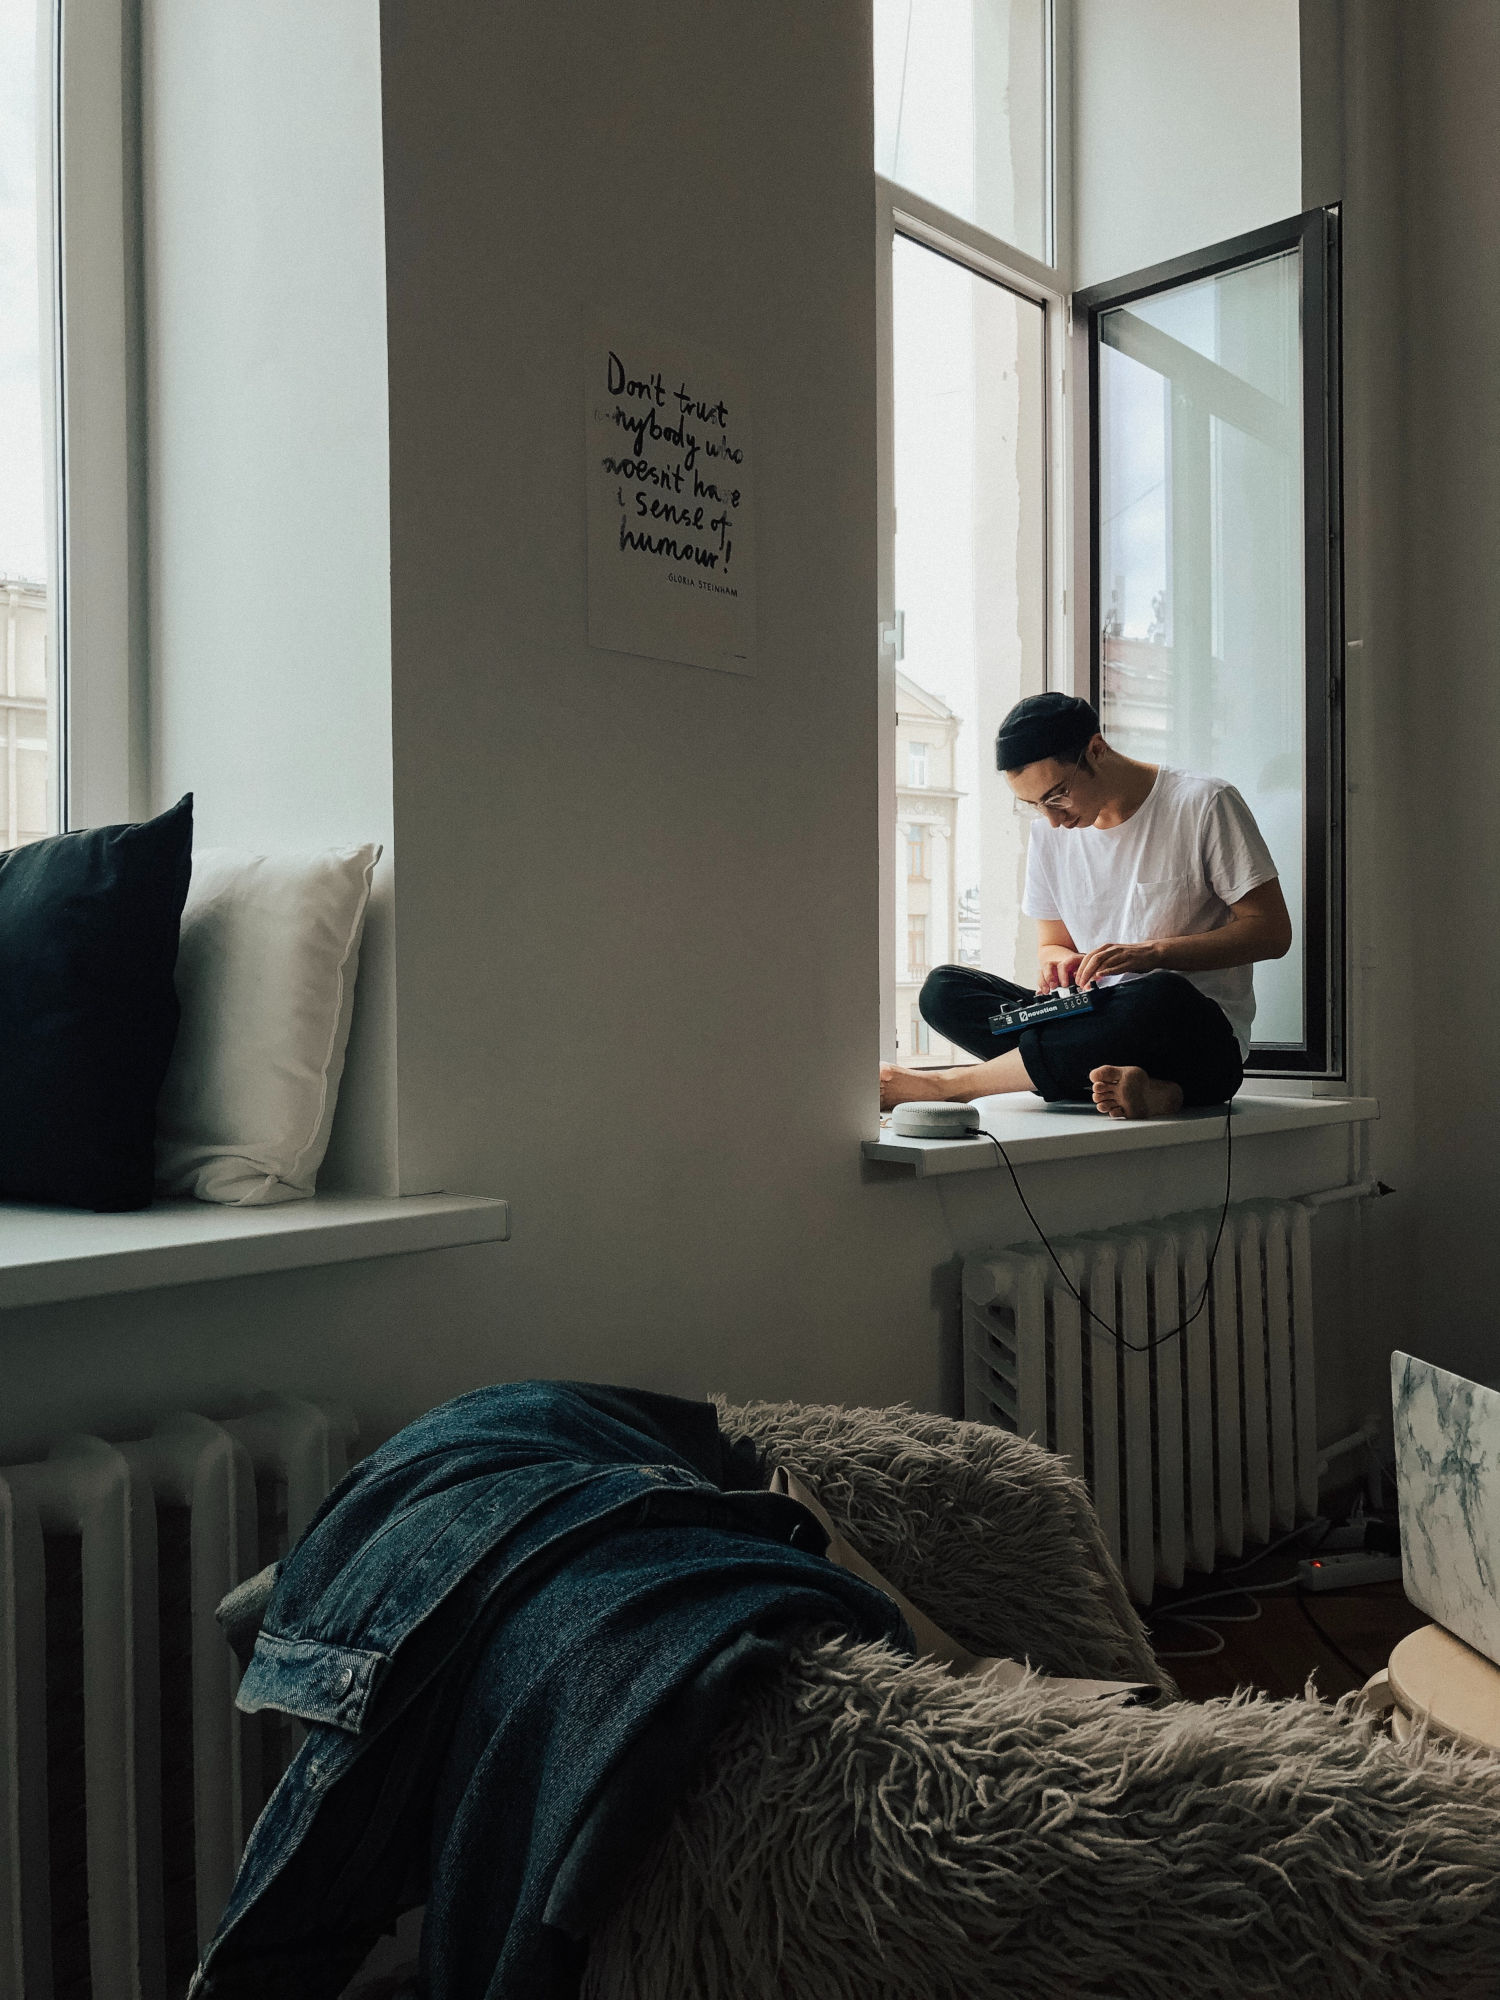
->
<box><xmin>1295</xmin><ymin>1585</ymin><xmax>1378</xmax><ymax>1687</ymax></box>
<box><xmin>1149</xmin><ymin>1521</ymin><xmax>1337</xmax><ymax>1661</ymax></box>
<box><xmin>1150</xmin><ymin>1576</ymin><xmax>1301</xmax><ymax>1660</ymax></box>
<box><xmin>1153</xmin><ymin>1623</ymin><xmax>1226</xmax><ymax>1661</ymax></box>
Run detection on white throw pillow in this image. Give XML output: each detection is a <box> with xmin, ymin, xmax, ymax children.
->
<box><xmin>155</xmin><ymin>844</ymin><xmax>381</xmax><ymax>1204</ymax></box>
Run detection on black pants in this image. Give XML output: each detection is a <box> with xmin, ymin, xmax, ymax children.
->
<box><xmin>919</xmin><ymin>965</ymin><xmax>1243</xmax><ymax>1107</ymax></box>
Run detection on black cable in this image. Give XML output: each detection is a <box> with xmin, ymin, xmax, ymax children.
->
<box><xmin>977</xmin><ymin>1106</ymin><xmax>1233</xmax><ymax>1354</ymax></box>
<box><xmin>1295</xmin><ymin>1584</ymin><xmax>1378</xmax><ymax>1686</ymax></box>
<box><xmin>1221</xmin><ymin>1514</ymin><xmax>1334</xmax><ymax>1576</ymax></box>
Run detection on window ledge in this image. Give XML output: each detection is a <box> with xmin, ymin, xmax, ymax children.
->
<box><xmin>863</xmin><ymin>1092</ymin><xmax>1378</xmax><ymax>1178</ymax></box>
<box><xmin>0</xmin><ymin>1192</ymin><xmax>509</xmax><ymax>1310</ymax></box>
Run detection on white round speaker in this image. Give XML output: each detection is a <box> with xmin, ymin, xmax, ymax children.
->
<box><xmin>889</xmin><ymin>1101</ymin><xmax>982</xmax><ymax>1139</ymax></box>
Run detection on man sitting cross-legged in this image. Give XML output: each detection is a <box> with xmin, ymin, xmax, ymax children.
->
<box><xmin>880</xmin><ymin>692</ymin><xmax>1293</xmax><ymax>1121</ymax></box>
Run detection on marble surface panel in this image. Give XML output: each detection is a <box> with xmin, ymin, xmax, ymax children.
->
<box><xmin>1393</xmin><ymin>1350</ymin><xmax>1500</xmax><ymax>1669</ymax></box>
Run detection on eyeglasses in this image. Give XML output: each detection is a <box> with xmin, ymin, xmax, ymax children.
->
<box><xmin>1011</xmin><ymin>748</ymin><xmax>1088</xmax><ymax>818</ymax></box>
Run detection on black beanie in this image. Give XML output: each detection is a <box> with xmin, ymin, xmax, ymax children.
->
<box><xmin>995</xmin><ymin>692</ymin><xmax>1100</xmax><ymax>772</ymax></box>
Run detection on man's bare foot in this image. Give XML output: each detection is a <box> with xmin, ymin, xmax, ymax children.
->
<box><xmin>880</xmin><ymin>1064</ymin><xmax>972</xmax><ymax>1112</ymax></box>
<box><xmin>1089</xmin><ymin>1064</ymin><xmax>1184</xmax><ymax>1120</ymax></box>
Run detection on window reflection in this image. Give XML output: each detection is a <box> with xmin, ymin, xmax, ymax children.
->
<box><xmin>1098</xmin><ymin>251</ymin><xmax>1305</xmax><ymax>1047</ymax></box>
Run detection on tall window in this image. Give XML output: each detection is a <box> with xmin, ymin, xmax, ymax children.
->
<box><xmin>0</xmin><ymin>0</ymin><xmax>55</xmax><ymax>849</ymax></box>
<box><xmin>877</xmin><ymin>0</ymin><xmax>1059</xmax><ymax>1064</ymax></box>
<box><xmin>876</xmin><ymin>12</ymin><xmax>1333</xmax><ymax>1076</ymax></box>
<box><xmin>1079</xmin><ymin>212</ymin><xmax>1342</xmax><ymax>1073</ymax></box>
<box><xmin>892</xmin><ymin>238</ymin><xmax>1047</xmax><ymax>983</ymax></box>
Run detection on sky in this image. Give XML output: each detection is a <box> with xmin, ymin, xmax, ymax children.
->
<box><xmin>0</xmin><ymin>0</ymin><xmax>48</xmax><ymax>587</ymax></box>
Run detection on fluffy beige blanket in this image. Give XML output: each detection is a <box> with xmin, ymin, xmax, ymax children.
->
<box><xmin>580</xmin><ymin>1399</ymin><xmax>1500</xmax><ymax>2000</ymax></box>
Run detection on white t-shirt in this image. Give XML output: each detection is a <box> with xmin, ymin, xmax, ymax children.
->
<box><xmin>1022</xmin><ymin>766</ymin><xmax>1279</xmax><ymax>1058</ymax></box>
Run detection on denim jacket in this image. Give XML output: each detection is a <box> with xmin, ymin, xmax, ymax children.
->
<box><xmin>190</xmin><ymin>1381</ymin><xmax>911</xmax><ymax>1999</ymax></box>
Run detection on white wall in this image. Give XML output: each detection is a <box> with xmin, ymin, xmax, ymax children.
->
<box><xmin>1390</xmin><ymin>0</ymin><xmax>1500</xmax><ymax>1391</ymax></box>
<box><xmin>1072</xmin><ymin>0</ymin><xmax>1302</xmax><ymax>287</ymax></box>
<box><xmin>1289</xmin><ymin>1</ymin><xmax>1420</xmax><ymax>1425</ymax></box>
<box><xmin>1289</xmin><ymin>0</ymin><xmax>1500</xmax><ymax>1403</ymax></box>
<box><xmin>378</xmin><ymin>0</ymin><xmax>964</xmax><ymax>1406</ymax></box>
<box><xmin>141</xmin><ymin>0</ymin><xmax>397</xmax><ymax>1192</ymax></box>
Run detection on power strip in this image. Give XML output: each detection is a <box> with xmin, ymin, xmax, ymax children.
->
<box><xmin>1297</xmin><ymin>1551</ymin><xmax>1404</xmax><ymax>1592</ymax></box>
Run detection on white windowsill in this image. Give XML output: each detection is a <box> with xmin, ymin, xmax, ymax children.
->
<box><xmin>863</xmin><ymin>1092</ymin><xmax>1379</xmax><ymax>1178</ymax></box>
<box><xmin>0</xmin><ymin>1192</ymin><xmax>509</xmax><ymax>1310</ymax></box>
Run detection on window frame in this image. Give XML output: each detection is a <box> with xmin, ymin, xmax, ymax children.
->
<box><xmin>1073</xmin><ymin>208</ymin><xmax>1345</xmax><ymax>1078</ymax></box>
<box><xmin>41</xmin><ymin>0</ymin><xmax>143</xmax><ymax>832</ymax></box>
<box><xmin>875</xmin><ymin>170</ymin><xmax>1073</xmax><ymax>1062</ymax></box>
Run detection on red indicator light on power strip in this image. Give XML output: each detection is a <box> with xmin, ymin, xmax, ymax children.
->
<box><xmin>1298</xmin><ymin>1551</ymin><xmax>1404</xmax><ymax>1591</ymax></box>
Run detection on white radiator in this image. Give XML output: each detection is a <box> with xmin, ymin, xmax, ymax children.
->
<box><xmin>963</xmin><ymin>1198</ymin><xmax>1317</xmax><ymax>1604</ymax></box>
<box><xmin>0</xmin><ymin>1397</ymin><xmax>355</xmax><ymax>2000</ymax></box>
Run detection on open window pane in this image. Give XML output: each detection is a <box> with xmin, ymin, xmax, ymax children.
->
<box><xmin>0</xmin><ymin>0</ymin><xmax>55</xmax><ymax>850</ymax></box>
<box><xmin>891</xmin><ymin>232</ymin><xmax>1047</xmax><ymax>1060</ymax></box>
<box><xmin>1095</xmin><ymin>244</ymin><xmax>1311</xmax><ymax>1054</ymax></box>
<box><xmin>875</xmin><ymin>0</ymin><xmax>1050</xmax><ymax>261</ymax></box>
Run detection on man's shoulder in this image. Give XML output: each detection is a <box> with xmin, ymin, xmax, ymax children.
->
<box><xmin>1159</xmin><ymin>765</ymin><xmax>1236</xmax><ymax>804</ymax></box>
<box><xmin>1157</xmin><ymin>767</ymin><xmax>1257</xmax><ymax>824</ymax></box>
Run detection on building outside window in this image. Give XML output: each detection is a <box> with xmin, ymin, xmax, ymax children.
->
<box><xmin>906</xmin><ymin>739</ymin><xmax>929</xmax><ymax>787</ymax></box>
<box><xmin>906</xmin><ymin>913</ymin><xmax>928</xmax><ymax>983</ymax></box>
<box><xmin>0</xmin><ymin>0</ymin><xmax>55</xmax><ymax>850</ymax></box>
<box><xmin>894</xmin><ymin>674</ymin><xmax>960</xmax><ymax>1056</ymax></box>
<box><xmin>957</xmin><ymin>883</ymin><xmax>982</xmax><ymax>965</ymax></box>
<box><xmin>1</xmin><ymin>580</ymin><xmax>48</xmax><ymax>846</ymax></box>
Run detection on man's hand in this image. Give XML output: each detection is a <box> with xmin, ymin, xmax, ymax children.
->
<box><xmin>1038</xmin><ymin>951</ymin><xmax>1085</xmax><ymax>994</ymax></box>
<box><xmin>1074</xmin><ymin>940</ymin><xmax>1161</xmax><ymax>989</ymax></box>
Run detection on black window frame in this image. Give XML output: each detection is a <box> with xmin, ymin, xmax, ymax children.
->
<box><xmin>1075</xmin><ymin>207</ymin><xmax>1344</xmax><ymax>1078</ymax></box>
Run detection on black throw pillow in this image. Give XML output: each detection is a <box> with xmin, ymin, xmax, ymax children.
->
<box><xmin>0</xmin><ymin>795</ymin><xmax>194</xmax><ymax>1211</ymax></box>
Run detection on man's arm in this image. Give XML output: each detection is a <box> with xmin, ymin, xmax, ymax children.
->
<box><xmin>1073</xmin><ymin>879</ymin><xmax>1293</xmax><ymax>989</ymax></box>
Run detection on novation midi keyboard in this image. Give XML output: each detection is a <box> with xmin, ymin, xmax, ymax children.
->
<box><xmin>988</xmin><ymin>987</ymin><xmax>1096</xmax><ymax>1034</ymax></box>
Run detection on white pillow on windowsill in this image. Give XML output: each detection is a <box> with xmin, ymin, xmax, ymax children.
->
<box><xmin>155</xmin><ymin>844</ymin><xmax>381</xmax><ymax>1205</ymax></box>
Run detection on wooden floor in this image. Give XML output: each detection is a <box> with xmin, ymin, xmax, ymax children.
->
<box><xmin>1147</xmin><ymin>1545</ymin><xmax>1428</xmax><ymax>1703</ymax></box>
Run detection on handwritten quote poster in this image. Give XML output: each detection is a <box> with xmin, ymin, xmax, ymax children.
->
<box><xmin>585</xmin><ymin>319</ymin><xmax>755</xmax><ymax>674</ymax></box>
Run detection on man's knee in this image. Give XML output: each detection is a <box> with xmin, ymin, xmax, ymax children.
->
<box><xmin>917</xmin><ymin>964</ymin><xmax>969</xmax><ymax>1027</ymax></box>
<box><xmin>1111</xmin><ymin>971</ymin><xmax>1198</xmax><ymax>1041</ymax></box>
